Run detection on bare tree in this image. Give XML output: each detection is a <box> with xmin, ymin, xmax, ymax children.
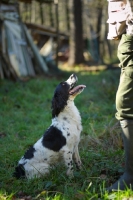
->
<box><xmin>68</xmin><ymin>0</ymin><xmax>84</xmax><ymax>66</ymax></box>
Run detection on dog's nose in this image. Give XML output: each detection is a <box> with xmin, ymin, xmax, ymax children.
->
<box><xmin>70</xmin><ymin>74</ymin><xmax>76</xmax><ymax>79</ymax></box>
<box><xmin>70</xmin><ymin>74</ymin><xmax>78</xmax><ymax>81</ymax></box>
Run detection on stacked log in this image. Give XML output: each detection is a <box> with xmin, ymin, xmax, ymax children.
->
<box><xmin>0</xmin><ymin>3</ymin><xmax>48</xmax><ymax>80</ymax></box>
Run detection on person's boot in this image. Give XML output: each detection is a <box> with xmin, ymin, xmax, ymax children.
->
<box><xmin>107</xmin><ymin>119</ymin><xmax>133</xmax><ymax>192</ymax></box>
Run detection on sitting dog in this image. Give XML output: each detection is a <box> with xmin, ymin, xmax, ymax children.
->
<box><xmin>14</xmin><ymin>74</ymin><xmax>86</xmax><ymax>179</ymax></box>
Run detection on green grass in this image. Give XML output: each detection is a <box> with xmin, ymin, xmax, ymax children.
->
<box><xmin>0</xmin><ymin>69</ymin><xmax>133</xmax><ymax>199</ymax></box>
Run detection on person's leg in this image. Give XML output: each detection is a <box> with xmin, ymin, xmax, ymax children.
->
<box><xmin>107</xmin><ymin>120</ymin><xmax>133</xmax><ymax>191</ymax></box>
<box><xmin>107</xmin><ymin>34</ymin><xmax>133</xmax><ymax>191</ymax></box>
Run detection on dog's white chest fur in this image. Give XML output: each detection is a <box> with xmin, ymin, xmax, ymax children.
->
<box><xmin>52</xmin><ymin>100</ymin><xmax>82</xmax><ymax>149</ymax></box>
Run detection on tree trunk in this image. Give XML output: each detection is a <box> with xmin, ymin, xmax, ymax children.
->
<box><xmin>96</xmin><ymin>2</ymin><xmax>103</xmax><ymax>63</ymax></box>
<box><xmin>68</xmin><ymin>0</ymin><xmax>84</xmax><ymax>66</ymax></box>
<box><xmin>65</xmin><ymin>1</ymin><xmax>70</xmax><ymax>31</ymax></box>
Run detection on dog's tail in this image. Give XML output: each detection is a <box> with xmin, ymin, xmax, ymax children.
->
<box><xmin>13</xmin><ymin>164</ymin><xmax>25</xmax><ymax>179</ymax></box>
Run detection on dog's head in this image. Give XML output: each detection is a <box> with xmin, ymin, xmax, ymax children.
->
<box><xmin>52</xmin><ymin>74</ymin><xmax>86</xmax><ymax>117</ymax></box>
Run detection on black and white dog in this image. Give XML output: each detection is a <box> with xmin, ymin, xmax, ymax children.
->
<box><xmin>14</xmin><ymin>74</ymin><xmax>86</xmax><ymax>179</ymax></box>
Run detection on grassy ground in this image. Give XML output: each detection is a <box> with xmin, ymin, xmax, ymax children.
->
<box><xmin>1</xmin><ymin>69</ymin><xmax>133</xmax><ymax>199</ymax></box>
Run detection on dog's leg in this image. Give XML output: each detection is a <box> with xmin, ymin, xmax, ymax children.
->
<box><xmin>73</xmin><ymin>145</ymin><xmax>82</xmax><ymax>170</ymax></box>
<box><xmin>63</xmin><ymin>150</ymin><xmax>74</xmax><ymax>177</ymax></box>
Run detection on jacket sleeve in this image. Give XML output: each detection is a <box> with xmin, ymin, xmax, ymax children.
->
<box><xmin>107</xmin><ymin>0</ymin><xmax>133</xmax><ymax>40</ymax></box>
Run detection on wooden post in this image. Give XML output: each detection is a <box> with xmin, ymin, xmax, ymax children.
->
<box><xmin>49</xmin><ymin>3</ymin><xmax>54</xmax><ymax>27</ymax></box>
<box><xmin>54</xmin><ymin>0</ymin><xmax>59</xmax><ymax>67</ymax></box>
<box><xmin>65</xmin><ymin>1</ymin><xmax>70</xmax><ymax>31</ymax></box>
<box><xmin>40</xmin><ymin>2</ymin><xmax>44</xmax><ymax>25</ymax></box>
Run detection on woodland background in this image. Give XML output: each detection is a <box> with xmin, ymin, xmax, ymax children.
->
<box><xmin>19</xmin><ymin>0</ymin><xmax>118</xmax><ymax>65</ymax></box>
<box><xmin>0</xmin><ymin>0</ymin><xmax>119</xmax><ymax>80</ymax></box>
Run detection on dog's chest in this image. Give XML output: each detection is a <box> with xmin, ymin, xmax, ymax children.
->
<box><xmin>52</xmin><ymin>105</ymin><xmax>82</xmax><ymax>140</ymax></box>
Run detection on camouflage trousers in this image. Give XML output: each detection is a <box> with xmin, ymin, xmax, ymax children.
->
<box><xmin>116</xmin><ymin>34</ymin><xmax>133</xmax><ymax>120</ymax></box>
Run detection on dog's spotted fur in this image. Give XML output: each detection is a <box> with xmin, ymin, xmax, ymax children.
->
<box><xmin>14</xmin><ymin>74</ymin><xmax>86</xmax><ymax>179</ymax></box>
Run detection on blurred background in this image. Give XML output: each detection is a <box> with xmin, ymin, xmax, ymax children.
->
<box><xmin>0</xmin><ymin>0</ymin><xmax>119</xmax><ymax>80</ymax></box>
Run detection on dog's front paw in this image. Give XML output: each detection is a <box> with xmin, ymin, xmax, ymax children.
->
<box><xmin>66</xmin><ymin>169</ymin><xmax>74</xmax><ymax>178</ymax></box>
<box><xmin>75</xmin><ymin>160</ymin><xmax>82</xmax><ymax>170</ymax></box>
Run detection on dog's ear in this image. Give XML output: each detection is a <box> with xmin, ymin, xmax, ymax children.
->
<box><xmin>51</xmin><ymin>91</ymin><xmax>68</xmax><ymax>117</ymax></box>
